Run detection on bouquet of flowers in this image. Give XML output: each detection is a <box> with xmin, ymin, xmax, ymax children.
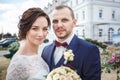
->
<box><xmin>102</xmin><ymin>50</ymin><xmax>120</xmax><ymax>80</ymax></box>
<box><xmin>46</xmin><ymin>49</ymin><xmax>81</xmax><ymax>80</ymax></box>
<box><xmin>46</xmin><ymin>66</ymin><xmax>81</xmax><ymax>80</ymax></box>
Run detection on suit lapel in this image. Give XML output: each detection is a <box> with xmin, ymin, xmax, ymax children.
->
<box><xmin>47</xmin><ymin>43</ymin><xmax>56</xmax><ymax>71</ymax></box>
<box><xmin>68</xmin><ymin>35</ymin><xmax>79</xmax><ymax>54</ymax></box>
<box><xmin>55</xmin><ymin>35</ymin><xmax>79</xmax><ymax>68</ymax></box>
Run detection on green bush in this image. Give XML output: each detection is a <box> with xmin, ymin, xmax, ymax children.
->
<box><xmin>4</xmin><ymin>42</ymin><xmax>20</xmax><ymax>59</ymax></box>
<box><xmin>85</xmin><ymin>38</ymin><xmax>107</xmax><ymax>50</ymax></box>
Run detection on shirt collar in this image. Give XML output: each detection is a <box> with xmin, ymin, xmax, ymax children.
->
<box><xmin>65</xmin><ymin>33</ymin><xmax>74</xmax><ymax>45</ymax></box>
<box><xmin>56</xmin><ymin>33</ymin><xmax>74</xmax><ymax>45</ymax></box>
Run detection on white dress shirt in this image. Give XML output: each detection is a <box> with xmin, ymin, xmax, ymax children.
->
<box><xmin>54</xmin><ymin>33</ymin><xmax>74</xmax><ymax>65</ymax></box>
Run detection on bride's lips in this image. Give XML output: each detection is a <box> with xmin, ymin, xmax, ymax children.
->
<box><xmin>36</xmin><ymin>38</ymin><xmax>43</xmax><ymax>41</ymax></box>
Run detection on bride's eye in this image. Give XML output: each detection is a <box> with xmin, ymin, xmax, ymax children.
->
<box><xmin>43</xmin><ymin>27</ymin><xmax>48</xmax><ymax>31</ymax></box>
<box><xmin>31</xmin><ymin>26</ymin><xmax>38</xmax><ymax>31</ymax></box>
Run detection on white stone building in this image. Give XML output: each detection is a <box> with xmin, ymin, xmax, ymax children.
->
<box><xmin>44</xmin><ymin>0</ymin><xmax>120</xmax><ymax>44</ymax></box>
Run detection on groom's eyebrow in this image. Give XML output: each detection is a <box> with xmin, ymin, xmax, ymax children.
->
<box><xmin>52</xmin><ymin>18</ymin><xmax>69</xmax><ymax>23</ymax></box>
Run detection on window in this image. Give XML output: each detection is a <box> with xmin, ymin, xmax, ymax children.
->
<box><xmin>82</xmin><ymin>11</ymin><xmax>85</xmax><ymax>20</ymax></box>
<box><xmin>99</xmin><ymin>29</ymin><xmax>102</xmax><ymax>37</ymax></box>
<box><xmin>108</xmin><ymin>28</ymin><xmax>114</xmax><ymax>43</ymax></box>
<box><xmin>76</xmin><ymin>0</ymin><xmax>78</xmax><ymax>5</ymax></box>
<box><xmin>112</xmin><ymin>11</ymin><xmax>115</xmax><ymax>19</ymax></box>
<box><xmin>82</xmin><ymin>29</ymin><xmax>85</xmax><ymax>38</ymax></box>
<box><xmin>118</xmin><ymin>28</ymin><xmax>120</xmax><ymax>34</ymax></box>
<box><xmin>70</xmin><ymin>1</ymin><xmax>72</xmax><ymax>7</ymax></box>
<box><xmin>112</xmin><ymin>0</ymin><xmax>115</xmax><ymax>2</ymax></box>
<box><xmin>99</xmin><ymin>9</ymin><xmax>103</xmax><ymax>18</ymax></box>
<box><xmin>76</xmin><ymin>13</ymin><xmax>78</xmax><ymax>19</ymax></box>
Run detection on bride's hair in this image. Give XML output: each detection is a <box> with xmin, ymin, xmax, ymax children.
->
<box><xmin>18</xmin><ymin>7</ymin><xmax>51</xmax><ymax>40</ymax></box>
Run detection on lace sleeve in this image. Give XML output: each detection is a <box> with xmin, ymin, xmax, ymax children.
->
<box><xmin>6</xmin><ymin>54</ymin><xmax>50</xmax><ymax>80</ymax></box>
<box><xmin>6</xmin><ymin>56</ymin><xmax>29</xmax><ymax>80</ymax></box>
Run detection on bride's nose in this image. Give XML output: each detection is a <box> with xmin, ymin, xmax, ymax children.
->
<box><xmin>38</xmin><ymin>29</ymin><xmax>44</xmax><ymax>37</ymax></box>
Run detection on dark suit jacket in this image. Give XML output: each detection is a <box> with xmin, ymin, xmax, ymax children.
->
<box><xmin>42</xmin><ymin>35</ymin><xmax>101</xmax><ymax>80</ymax></box>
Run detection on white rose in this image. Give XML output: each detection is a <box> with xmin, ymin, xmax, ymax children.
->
<box><xmin>64</xmin><ymin>50</ymin><xmax>74</xmax><ymax>61</ymax></box>
<box><xmin>68</xmin><ymin>50</ymin><xmax>73</xmax><ymax>53</ymax></box>
<box><xmin>53</xmin><ymin>73</ymin><xmax>60</xmax><ymax>80</ymax></box>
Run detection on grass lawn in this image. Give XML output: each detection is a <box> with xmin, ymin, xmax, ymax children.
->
<box><xmin>0</xmin><ymin>48</ymin><xmax>8</xmax><ymax>51</ymax></box>
<box><xmin>0</xmin><ymin>56</ymin><xmax>10</xmax><ymax>80</ymax></box>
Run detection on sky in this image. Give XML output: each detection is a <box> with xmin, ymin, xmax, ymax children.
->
<box><xmin>0</xmin><ymin>0</ymin><xmax>52</xmax><ymax>35</ymax></box>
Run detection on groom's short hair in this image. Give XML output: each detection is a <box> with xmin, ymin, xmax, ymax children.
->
<box><xmin>54</xmin><ymin>5</ymin><xmax>75</xmax><ymax>19</ymax></box>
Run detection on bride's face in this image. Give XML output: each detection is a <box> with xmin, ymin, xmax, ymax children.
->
<box><xmin>26</xmin><ymin>16</ymin><xmax>49</xmax><ymax>46</ymax></box>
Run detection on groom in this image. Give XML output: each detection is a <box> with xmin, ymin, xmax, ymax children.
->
<box><xmin>42</xmin><ymin>5</ymin><xmax>101</xmax><ymax>80</ymax></box>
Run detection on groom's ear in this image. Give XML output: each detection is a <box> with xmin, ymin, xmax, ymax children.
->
<box><xmin>73</xmin><ymin>19</ymin><xmax>77</xmax><ymax>27</ymax></box>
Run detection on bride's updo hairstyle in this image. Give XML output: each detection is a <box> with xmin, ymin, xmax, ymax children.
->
<box><xmin>18</xmin><ymin>7</ymin><xmax>51</xmax><ymax>40</ymax></box>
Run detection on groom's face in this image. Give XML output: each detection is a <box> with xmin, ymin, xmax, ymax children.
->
<box><xmin>52</xmin><ymin>8</ymin><xmax>77</xmax><ymax>41</ymax></box>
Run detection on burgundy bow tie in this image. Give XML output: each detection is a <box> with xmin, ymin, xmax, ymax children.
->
<box><xmin>55</xmin><ymin>40</ymin><xmax>68</xmax><ymax>48</ymax></box>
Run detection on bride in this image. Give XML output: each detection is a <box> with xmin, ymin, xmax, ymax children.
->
<box><xmin>6</xmin><ymin>7</ymin><xmax>51</xmax><ymax>80</ymax></box>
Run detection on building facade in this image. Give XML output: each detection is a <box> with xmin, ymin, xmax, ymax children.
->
<box><xmin>44</xmin><ymin>0</ymin><xmax>120</xmax><ymax>44</ymax></box>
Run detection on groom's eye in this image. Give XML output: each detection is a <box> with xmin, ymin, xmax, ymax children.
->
<box><xmin>62</xmin><ymin>18</ymin><xmax>68</xmax><ymax>23</ymax></box>
<box><xmin>52</xmin><ymin>20</ymin><xmax>58</xmax><ymax>24</ymax></box>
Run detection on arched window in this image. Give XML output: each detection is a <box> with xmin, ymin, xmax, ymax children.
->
<box><xmin>118</xmin><ymin>28</ymin><xmax>120</xmax><ymax>34</ymax></box>
<box><xmin>108</xmin><ymin>28</ymin><xmax>114</xmax><ymax>43</ymax></box>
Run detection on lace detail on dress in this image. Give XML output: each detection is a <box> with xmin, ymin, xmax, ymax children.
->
<box><xmin>6</xmin><ymin>54</ymin><xmax>49</xmax><ymax>80</ymax></box>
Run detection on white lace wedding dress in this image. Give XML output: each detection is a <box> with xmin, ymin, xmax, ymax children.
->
<box><xmin>6</xmin><ymin>54</ymin><xmax>49</xmax><ymax>80</ymax></box>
